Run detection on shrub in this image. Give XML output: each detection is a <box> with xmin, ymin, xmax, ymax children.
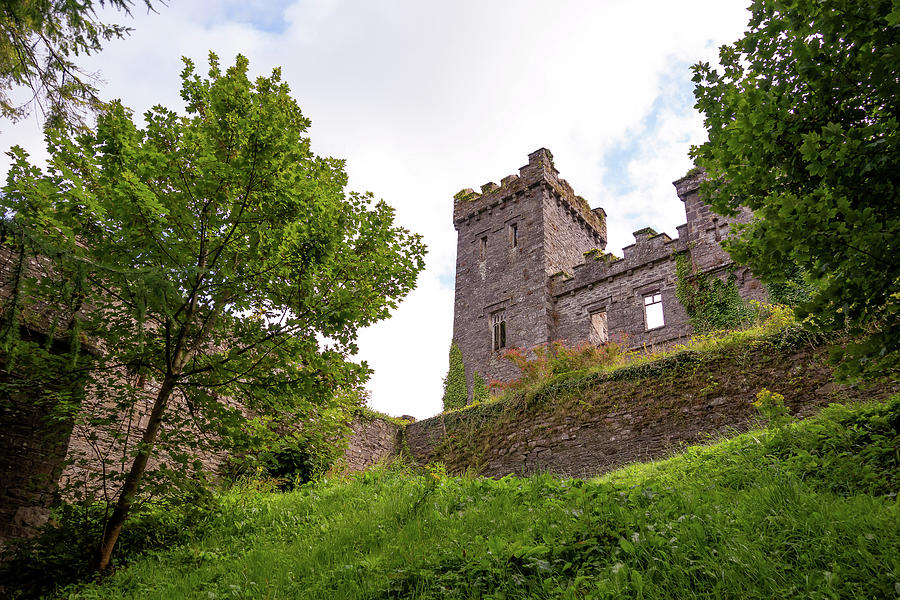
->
<box><xmin>547</xmin><ymin>339</ymin><xmax>623</xmax><ymax>374</ymax></box>
<box><xmin>767</xmin><ymin>395</ymin><xmax>900</xmax><ymax>496</ymax></box>
<box><xmin>752</xmin><ymin>388</ymin><xmax>791</xmax><ymax>428</ymax></box>
<box><xmin>0</xmin><ymin>490</ymin><xmax>217</xmax><ymax>599</ymax></box>
<box><xmin>223</xmin><ymin>391</ymin><xmax>357</xmax><ymax>490</ymax></box>
<box><xmin>472</xmin><ymin>372</ymin><xmax>490</xmax><ymax>404</ymax></box>
<box><xmin>442</xmin><ymin>342</ymin><xmax>467</xmax><ymax>411</ymax></box>
<box><xmin>263</xmin><ymin>441</ymin><xmax>329</xmax><ymax>490</ymax></box>
<box><xmin>495</xmin><ymin>339</ymin><xmax>625</xmax><ymax>394</ymax></box>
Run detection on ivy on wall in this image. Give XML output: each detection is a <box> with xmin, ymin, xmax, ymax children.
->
<box><xmin>472</xmin><ymin>372</ymin><xmax>490</xmax><ymax>404</ymax></box>
<box><xmin>675</xmin><ymin>251</ymin><xmax>754</xmax><ymax>333</ymax></box>
<box><xmin>442</xmin><ymin>342</ymin><xmax>467</xmax><ymax>411</ymax></box>
<box><xmin>766</xmin><ymin>261</ymin><xmax>813</xmax><ymax>308</ymax></box>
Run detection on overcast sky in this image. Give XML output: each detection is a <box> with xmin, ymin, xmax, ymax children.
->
<box><xmin>0</xmin><ymin>0</ymin><xmax>751</xmax><ymax>419</ymax></box>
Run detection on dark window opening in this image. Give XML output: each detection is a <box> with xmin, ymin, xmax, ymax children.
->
<box><xmin>480</xmin><ymin>236</ymin><xmax>487</xmax><ymax>260</ymax></box>
<box><xmin>510</xmin><ymin>223</ymin><xmax>518</xmax><ymax>248</ymax></box>
<box><xmin>492</xmin><ymin>311</ymin><xmax>506</xmax><ymax>351</ymax></box>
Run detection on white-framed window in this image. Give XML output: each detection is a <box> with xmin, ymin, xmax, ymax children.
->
<box><xmin>491</xmin><ymin>311</ymin><xmax>507</xmax><ymax>351</ymax></box>
<box><xmin>643</xmin><ymin>292</ymin><xmax>665</xmax><ymax>330</ymax></box>
<box><xmin>589</xmin><ymin>311</ymin><xmax>608</xmax><ymax>345</ymax></box>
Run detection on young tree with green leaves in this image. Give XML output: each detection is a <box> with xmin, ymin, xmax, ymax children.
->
<box><xmin>691</xmin><ymin>0</ymin><xmax>899</xmax><ymax>377</ymax></box>
<box><xmin>1</xmin><ymin>0</ymin><xmax>158</xmax><ymax>128</ymax></box>
<box><xmin>0</xmin><ymin>53</ymin><xmax>426</xmax><ymax>570</ymax></box>
<box><xmin>442</xmin><ymin>342</ymin><xmax>467</xmax><ymax>411</ymax></box>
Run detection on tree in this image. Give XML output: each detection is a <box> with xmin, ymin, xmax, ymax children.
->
<box><xmin>691</xmin><ymin>0</ymin><xmax>899</xmax><ymax>376</ymax></box>
<box><xmin>1</xmin><ymin>0</ymin><xmax>156</xmax><ymax>128</ymax></box>
<box><xmin>0</xmin><ymin>52</ymin><xmax>426</xmax><ymax>570</ymax></box>
<box><xmin>442</xmin><ymin>342</ymin><xmax>467</xmax><ymax>411</ymax></box>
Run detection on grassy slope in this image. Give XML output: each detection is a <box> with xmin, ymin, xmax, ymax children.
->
<box><xmin>59</xmin><ymin>395</ymin><xmax>899</xmax><ymax>600</ymax></box>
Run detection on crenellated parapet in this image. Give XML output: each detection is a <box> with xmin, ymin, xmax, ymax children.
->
<box><xmin>673</xmin><ymin>168</ymin><xmax>704</xmax><ymax>200</ymax></box>
<box><xmin>550</xmin><ymin>225</ymin><xmax>687</xmax><ymax>298</ymax></box>
<box><xmin>453</xmin><ymin>148</ymin><xmax>607</xmax><ymax>247</ymax></box>
<box><xmin>451</xmin><ymin>151</ymin><xmax>770</xmax><ymax>397</ymax></box>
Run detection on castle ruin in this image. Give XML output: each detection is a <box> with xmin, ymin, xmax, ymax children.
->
<box><xmin>451</xmin><ymin>148</ymin><xmax>768</xmax><ymax>399</ymax></box>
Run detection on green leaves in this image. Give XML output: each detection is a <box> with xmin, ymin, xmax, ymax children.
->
<box><xmin>1</xmin><ymin>53</ymin><xmax>425</xmax><ymax>565</ymax></box>
<box><xmin>0</xmin><ymin>1</ymin><xmax>159</xmax><ymax>128</ymax></box>
<box><xmin>691</xmin><ymin>0</ymin><xmax>900</xmax><ymax>378</ymax></box>
<box><xmin>442</xmin><ymin>342</ymin><xmax>468</xmax><ymax>411</ymax></box>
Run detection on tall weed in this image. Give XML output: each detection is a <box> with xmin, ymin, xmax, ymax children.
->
<box><xmin>493</xmin><ymin>339</ymin><xmax>627</xmax><ymax>395</ymax></box>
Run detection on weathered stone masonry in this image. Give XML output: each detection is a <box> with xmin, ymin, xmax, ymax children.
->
<box><xmin>0</xmin><ymin>244</ymin><xmax>232</xmax><ymax>543</ymax></box>
<box><xmin>452</xmin><ymin>149</ymin><xmax>766</xmax><ymax>399</ymax></box>
<box><xmin>403</xmin><ymin>341</ymin><xmax>896</xmax><ymax>477</ymax></box>
<box><xmin>343</xmin><ymin>335</ymin><xmax>897</xmax><ymax>478</ymax></box>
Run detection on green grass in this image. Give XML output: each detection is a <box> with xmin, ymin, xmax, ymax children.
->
<box><xmin>42</xmin><ymin>394</ymin><xmax>899</xmax><ymax>600</ymax></box>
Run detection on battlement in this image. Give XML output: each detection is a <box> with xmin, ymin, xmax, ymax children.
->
<box><xmin>453</xmin><ymin>148</ymin><xmax>606</xmax><ymax>242</ymax></box>
<box><xmin>673</xmin><ymin>168</ymin><xmax>704</xmax><ymax>200</ymax></box>
<box><xmin>550</xmin><ymin>225</ymin><xmax>686</xmax><ymax>298</ymax></box>
<box><xmin>451</xmin><ymin>151</ymin><xmax>764</xmax><ymax>402</ymax></box>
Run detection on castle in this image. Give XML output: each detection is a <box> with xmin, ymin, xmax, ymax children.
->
<box><xmin>0</xmin><ymin>148</ymin><xmax>772</xmax><ymax>542</ymax></box>
<box><xmin>451</xmin><ymin>148</ymin><xmax>768</xmax><ymax>399</ymax></box>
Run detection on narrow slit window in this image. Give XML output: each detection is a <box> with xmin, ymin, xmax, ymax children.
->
<box><xmin>589</xmin><ymin>311</ymin><xmax>608</xmax><ymax>345</ymax></box>
<box><xmin>643</xmin><ymin>292</ymin><xmax>665</xmax><ymax>330</ymax></box>
<box><xmin>509</xmin><ymin>223</ymin><xmax>518</xmax><ymax>248</ymax></box>
<box><xmin>480</xmin><ymin>236</ymin><xmax>487</xmax><ymax>260</ymax></box>
<box><xmin>492</xmin><ymin>311</ymin><xmax>506</xmax><ymax>351</ymax></box>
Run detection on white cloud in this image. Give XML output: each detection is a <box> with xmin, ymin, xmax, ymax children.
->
<box><xmin>0</xmin><ymin>0</ymin><xmax>750</xmax><ymax>419</ymax></box>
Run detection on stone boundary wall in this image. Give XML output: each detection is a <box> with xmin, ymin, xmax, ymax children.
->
<box><xmin>343</xmin><ymin>415</ymin><xmax>401</xmax><ymax>472</ymax></box>
<box><xmin>0</xmin><ymin>392</ymin><xmax>74</xmax><ymax>539</ymax></box>
<box><xmin>394</xmin><ymin>339</ymin><xmax>896</xmax><ymax>478</ymax></box>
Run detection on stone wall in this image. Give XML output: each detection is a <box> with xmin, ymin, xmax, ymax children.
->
<box><xmin>550</xmin><ymin>229</ymin><xmax>692</xmax><ymax>349</ymax></box>
<box><xmin>343</xmin><ymin>415</ymin><xmax>401</xmax><ymax>471</ymax></box>
<box><xmin>401</xmin><ymin>338</ymin><xmax>897</xmax><ymax>478</ymax></box>
<box><xmin>0</xmin><ymin>242</ymin><xmax>91</xmax><ymax>542</ymax></box>
<box><xmin>0</xmin><ymin>382</ymin><xmax>76</xmax><ymax>540</ymax></box>
<box><xmin>546</xmin><ymin>169</ymin><xmax>769</xmax><ymax>352</ymax></box>
<box><xmin>676</xmin><ymin>173</ymin><xmax>768</xmax><ymax>304</ymax></box>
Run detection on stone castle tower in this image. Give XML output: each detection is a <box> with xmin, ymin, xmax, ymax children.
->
<box><xmin>451</xmin><ymin>149</ymin><xmax>765</xmax><ymax>400</ymax></box>
<box><xmin>452</xmin><ymin>149</ymin><xmax>606</xmax><ymax>394</ymax></box>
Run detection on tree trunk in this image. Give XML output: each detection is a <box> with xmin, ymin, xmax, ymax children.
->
<box><xmin>94</xmin><ymin>376</ymin><xmax>177</xmax><ymax>572</ymax></box>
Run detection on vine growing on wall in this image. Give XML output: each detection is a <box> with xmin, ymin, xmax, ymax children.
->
<box><xmin>472</xmin><ymin>372</ymin><xmax>490</xmax><ymax>404</ymax></box>
<box><xmin>442</xmin><ymin>342</ymin><xmax>467</xmax><ymax>411</ymax></box>
<box><xmin>674</xmin><ymin>252</ymin><xmax>754</xmax><ymax>333</ymax></box>
<box><xmin>766</xmin><ymin>261</ymin><xmax>813</xmax><ymax>308</ymax></box>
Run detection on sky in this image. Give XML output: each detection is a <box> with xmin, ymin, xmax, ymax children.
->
<box><xmin>0</xmin><ymin>0</ymin><xmax>752</xmax><ymax>419</ymax></box>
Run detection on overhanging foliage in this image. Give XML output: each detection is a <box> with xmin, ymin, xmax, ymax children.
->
<box><xmin>691</xmin><ymin>0</ymin><xmax>899</xmax><ymax>378</ymax></box>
